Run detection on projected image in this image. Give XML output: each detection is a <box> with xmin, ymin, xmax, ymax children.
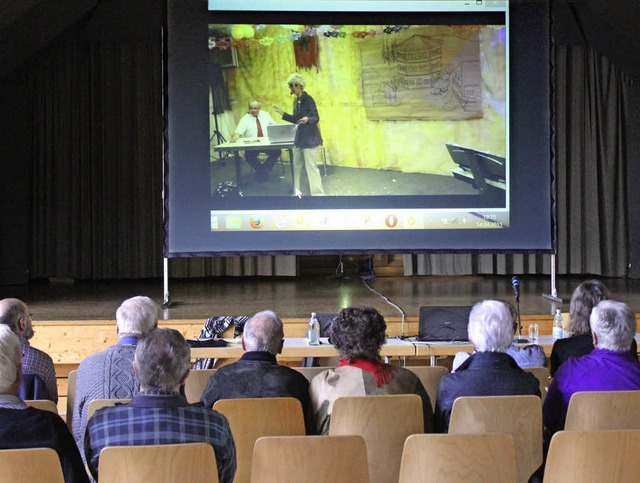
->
<box><xmin>208</xmin><ymin>22</ymin><xmax>507</xmax><ymax>200</ymax></box>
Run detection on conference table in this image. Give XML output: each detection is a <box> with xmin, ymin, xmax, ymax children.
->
<box><xmin>213</xmin><ymin>138</ymin><xmax>294</xmax><ymax>190</ymax></box>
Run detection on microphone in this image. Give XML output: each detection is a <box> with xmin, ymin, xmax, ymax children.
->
<box><xmin>511</xmin><ymin>276</ymin><xmax>520</xmax><ymax>302</ymax></box>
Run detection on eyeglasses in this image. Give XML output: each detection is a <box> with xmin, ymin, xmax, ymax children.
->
<box><xmin>288</xmin><ymin>83</ymin><xmax>301</xmax><ymax>88</ymax></box>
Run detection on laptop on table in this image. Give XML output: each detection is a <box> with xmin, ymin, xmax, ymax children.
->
<box><xmin>266</xmin><ymin>124</ymin><xmax>296</xmax><ymax>144</ymax></box>
<box><xmin>418</xmin><ymin>306</ymin><xmax>472</xmax><ymax>342</ymax></box>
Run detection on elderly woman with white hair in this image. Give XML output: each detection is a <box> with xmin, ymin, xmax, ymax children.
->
<box><xmin>434</xmin><ymin>300</ymin><xmax>540</xmax><ymax>433</ymax></box>
<box><xmin>0</xmin><ymin>325</ymin><xmax>89</xmax><ymax>482</ymax></box>
<box><xmin>273</xmin><ymin>73</ymin><xmax>325</xmax><ymax>196</ymax></box>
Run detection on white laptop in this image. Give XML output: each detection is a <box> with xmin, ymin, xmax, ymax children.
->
<box><xmin>266</xmin><ymin>124</ymin><xmax>296</xmax><ymax>144</ymax></box>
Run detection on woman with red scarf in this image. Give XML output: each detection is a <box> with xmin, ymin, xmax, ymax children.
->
<box><xmin>309</xmin><ymin>306</ymin><xmax>433</xmax><ymax>435</ymax></box>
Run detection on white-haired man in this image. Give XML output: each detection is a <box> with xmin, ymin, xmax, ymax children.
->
<box><xmin>543</xmin><ymin>300</ymin><xmax>640</xmax><ymax>435</ymax></box>
<box><xmin>0</xmin><ymin>298</ymin><xmax>58</xmax><ymax>402</ymax></box>
<box><xmin>0</xmin><ymin>325</ymin><xmax>88</xmax><ymax>482</ymax></box>
<box><xmin>72</xmin><ymin>296</ymin><xmax>158</xmax><ymax>451</ymax></box>
<box><xmin>201</xmin><ymin>310</ymin><xmax>315</xmax><ymax>433</ymax></box>
<box><xmin>85</xmin><ymin>328</ymin><xmax>236</xmax><ymax>482</ymax></box>
<box><xmin>434</xmin><ymin>299</ymin><xmax>540</xmax><ymax>432</ymax></box>
<box><xmin>232</xmin><ymin>100</ymin><xmax>281</xmax><ymax>183</ymax></box>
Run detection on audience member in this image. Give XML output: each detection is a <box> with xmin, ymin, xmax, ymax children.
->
<box><xmin>85</xmin><ymin>328</ymin><xmax>236</xmax><ymax>482</ymax></box>
<box><xmin>309</xmin><ymin>306</ymin><xmax>433</xmax><ymax>435</ymax></box>
<box><xmin>543</xmin><ymin>300</ymin><xmax>640</xmax><ymax>435</ymax></box>
<box><xmin>0</xmin><ymin>298</ymin><xmax>58</xmax><ymax>402</ymax></box>
<box><xmin>201</xmin><ymin>310</ymin><xmax>315</xmax><ymax>433</ymax></box>
<box><xmin>452</xmin><ymin>300</ymin><xmax>546</xmax><ymax>371</ymax></box>
<box><xmin>73</xmin><ymin>296</ymin><xmax>158</xmax><ymax>449</ymax></box>
<box><xmin>0</xmin><ymin>325</ymin><xmax>88</xmax><ymax>482</ymax></box>
<box><xmin>434</xmin><ymin>300</ymin><xmax>540</xmax><ymax>433</ymax></box>
<box><xmin>549</xmin><ymin>280</ymin><xmax>637</xmax><ymax>376</ymax></box>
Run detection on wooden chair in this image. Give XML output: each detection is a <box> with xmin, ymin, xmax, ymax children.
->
<box><xmin>87</xmin><ymin>398</ymin><xmax>131</xmax><ymax>420</ymax></box>
<box><xmin>98</xmin><ymin>442</ymin><xmax>218</xmax><ymax>483</ymax></box>
<box><xmin>544</xmin><ymin>430</ymin><xmax>640</xmax><ymax>482</ymax></box>
<box><xmin>399</xmin><ymin>433</ymin><xmax>516</xmax><ymax>483</ymax></box>
<box><xmin>0</xmin><ymin>447</ymin><xmax>64</xmax><ymax>483</ymax></box>
<box><xmin>328</xmin><ymin>394</ymin><xmax>424</xmax><ymax>483</ymax></box>
<box><xmin>213</xmin><ymin>397</ymin><xmax>306</xmax><ymax>483</ymax></box>
<box><xmin>66</xmin><ymin>369</ymin><xmax>77</xmax><ymax>430</ymax></box>
<box><xmin>523</xmin><ymin>366</ymin><xmax>551</xmax><ymax>400</ymax></box>
<box><xmin>25</xmin><ymin>399</ymin><xmax>59</xmax><ymax>414</ymax></box>
<box><xmin>406</xmin><ymin>365</ymin><xmax>448</xmax><ymax>411</ymax></box>
<box><xmin>291</xmin><ymin>366</ymin><xmax>332</xmax><ymax>382</ymax></box>
<box><xmin>449</xmin><ymin>395</ymin><xmax>542</xmax><ymax>483</ymax></box>
<box><xmin>184</xmin><ymin>369</ymin><xmax>216</xmax><ymax>403</ymax></box>
<box><xmin>564</xmin><ymin>390</ymin><xmax>640</xmax><ymax>430</ymax></box>
<box><xmin>251</xmin><ymin>435</ymin><xmax>368</xmax><ymax>483</ymax></box>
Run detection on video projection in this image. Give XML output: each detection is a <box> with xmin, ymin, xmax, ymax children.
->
<box><xmin>165</xmin><ymin>0</ymin><xmax>553</xmax><ymax>256</ymax></box>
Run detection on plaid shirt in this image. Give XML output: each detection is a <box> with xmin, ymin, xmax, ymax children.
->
<box><xmin>85</xmin><ymin>392</ymin><xmax>236</xmax><ymax>483</ymax></box>
<box><xmin>19</xmin><ymin>336</ymin><xmax>58</xmax><ymax>402</ymax></box>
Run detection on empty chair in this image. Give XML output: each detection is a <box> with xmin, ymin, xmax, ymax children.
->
<box><xmin>449</xmin><ymin>395</ymin><xmax>542</xmax><ymax>483</ymax></box>
<box><xmin>399</xmin><ymin>433</ymin><xmax>516</xmax><ymax>483</ymax></box>
<box><xmin>329</xmin><ymin>394</ymin><xmax>424</xmax><ymax>483</ymax></box>
<box><xmin>291</xmin><ymin>366</ymin><xmax>334</xmax><ymax>382</ymax></box>
<box><xmin>183</xmin><ymin>369</ymin><xmax>216</xmax><ymax>403</ymax></box>
<box><xmin>0</xmin><ymin>447</ymin><xmax>64</xmax><ymax>483</ymax></box>
<box><xmin>523</xmin><ymin>366</ymin><xmax>551</xmax><ymax>400</ymax></box>
<box><xmin>544</xmin><ymin>430</ymin><xmax>640</xmax><ymax>483</ymax></box>
<box><xmin>213</xmin><ymin>397</ymin><xmax>306</xmax><ymax>483</ymax></box>
<box><xmin>564</xmin><ymin>390</ymin><xmax>640</xmax><ymax>430</ymax></box>
<box><xmin>24</xmin><ymin>399</ymin><xmax>59</xmax><ymax>414</ymax></box>
<box><xmin>406</xmin><ymin>366</ymin><xmax>448</xmax><ymax>411</ymax></box>
<box><xmin>87</xmin><ymin>398</ymin><xmax>131</xmax><ymax>420</ymax></box>
<box><xmin>66</xmin><ymin>370</ymin><xmax>77</xmax><ymax>430</ymax></box>
<box><xmin>98</xmin><ymin>442</ymin><xmax>218</xmax><ymax>483</ymax></box>
<box><xmin>251</xmin><ymin>435</ymin><xmax>368</xmax><ymax>483</ymax></box>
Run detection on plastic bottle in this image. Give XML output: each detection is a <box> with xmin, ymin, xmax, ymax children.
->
<box><xmin>552</xmin><ymin>309</ymin><xmax>564</xmax><ymax>340</ymax></box>
<box><xmin>306</xmin><ymin>312</ymin><xmax>320</xmax><ymax>345</ymax></box>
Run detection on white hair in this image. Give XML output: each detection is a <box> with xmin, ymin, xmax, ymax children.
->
<box><xmin>286</xmin><ymin>73</ymin><xmax>306</xmax><ymax>88</ymax></box>
<box><xmin>468</xmin><ymin>300</ymin><xmax>513</xmax><ymax>352</ymax></box>
<box><xmin>590</xmin><ymin>300</ymin><xmax>636</xmax><ymax>352</ymax></box>
<box><xmin>0</xmin><ymin>325</ymin><xmax>21</xmax><ymax>394</ymax></box>
<box><xmin>243</xmin><ymin>310</ymin><xmax>284</xmax><ymax>354</ymax></box>
<box><xmin>116</xmin><ymin>296</ymin><xmax>159</xmax><ymax>336</ymax></box>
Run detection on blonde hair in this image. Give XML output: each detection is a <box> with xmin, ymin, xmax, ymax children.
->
<box><xmin>286</xmin><ymin>73</ymin><xmax>306</xmax><ymax>88</ymax></box>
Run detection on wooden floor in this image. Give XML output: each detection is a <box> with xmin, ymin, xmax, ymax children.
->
<box><xmin>5</xmin><ymin>274</ymin><xmax>640</xmax><ymax>322</ymax></box>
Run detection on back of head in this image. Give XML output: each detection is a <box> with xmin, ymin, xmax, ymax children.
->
<box><xmin>589</xmin><ymin>300</ymin><xmax>636</xmax><ymax>352</ymax></box>
<box><xmin>0</xmin><ymin>298</ymin><xmax>27</xmax><ymax>333</ymax></box>
<box><xmin>330</xmin><ymin>306</ymin><xmax>386</xmax><ymax>362</ymax></box>
<box><xmin>569</xmin><ymin>280</ymin><xmax>609</xmax><ymax>335</ymax></box>
<box><xmin>134</xmin><ymin>328</ymin><xmax>191</xmax><ymax>392</ymax></box>
<box><xmin>468</xmin><ymin>300</ymin><xmax>513</xmax><ymax>352</ymax></box>
<box><xmin>0</xmin><ymin>325</ymin><xmax>22</xmax><ymax>394</ymax></box>
<box><xmin>116</xmin><ymin>296</ymin><xmax>159</xmax><ymax>336</ymax></box>
<box><xmin>243</xmin><ymin>310</ymin><xmax>283</xmax><ymax>354</ymax></box>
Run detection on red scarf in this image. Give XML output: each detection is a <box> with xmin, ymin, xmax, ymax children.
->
<box><xmin>338</xmin><ymin>358</ymin><xmax>393</xmax><ymax>387</ymax></box>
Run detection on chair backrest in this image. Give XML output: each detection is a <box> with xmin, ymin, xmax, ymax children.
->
<box><xmin>449</xmin><ymin>395</ymin><xmax>542</xmax><ymax>483</ymax></box>
<box><xmin>66</xmin><ymin>370</ymin><xmax>77</xmax><ymax>430</ymax></box>
<box><xmin>328</xmin><ymin>394</ymin><xmax>424</xmax><ymax>483</ymax></box>
<box><xmin>87</xmin><ymin>398</ymin><xmax>131</xmax><ymax>420</ymax></box>
<box><xmin>291</xmin><ymin>366</ymin><xmax>333</xmax><ymax>382</ymax></box>
<box><xmin>544</xmin><ymin>430</ymin><xmax>640</xmax><ymax>483</ymax></box>
<box><xmin>213</xmin><ymin>397</ymin><xmax>306</xmax><ymax>483</ymax></box>
<box><xmin>251</xmin><ymin>435</ymin><xmax>368</xmax><ymax>483</ymax></box>
<box><xmin>523</xmin><ymin>366</ymin><xmax>551</xmax><ymax>400</ymax></box>
<box><xmin>184</xmin><ymin>369</ymin><xmax>216</xmax><ymax>403</ymax></box>
<box><xmin>399</xmin><ymin>433</ymin><xmax>516</xmax><ymax>483</ymax></box>
<box><xmin>24</xmin><ymin>399</ymin><xmax>59</xmax><ymax>414</ymax></box>
<box><xmin>564</xmin><ymin>390</ymin><xmax>640</xmax><ymax>430</ymax></box>
<box><xmin>0</xmin><ymin>447</ymin><xmax>65</xmax><ymax>483</ymax></box>
<box><xmin>98</xmin><ymin>442</ymin><xmax>218</xmax><ymax>483</ymax></box>
<box><xmin>406</xmin><ymin>365</ymin><xmax>448</xmax><ymax>411</ymax></box>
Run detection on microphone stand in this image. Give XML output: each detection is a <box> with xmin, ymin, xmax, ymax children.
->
<box><xmin>513</xmin><ymin>292</ymin><xmax>528</xmax><ymax>343</ymax></box>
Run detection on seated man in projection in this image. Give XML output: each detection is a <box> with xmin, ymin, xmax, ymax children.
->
<box><xmin>232</xmin><ymin>100</ymin><xmax>281</xmax><ymax>183</ymax></box>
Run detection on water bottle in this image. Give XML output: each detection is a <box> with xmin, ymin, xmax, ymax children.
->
<box><xmin>306</xmin><ymin>312</ymin><xmax>320</xmax><ymax>345</ymax></box>
<box><xmin>552</xmin><ymin>309</ymin><xmax>564</xmax><ymax>340</ymax></box>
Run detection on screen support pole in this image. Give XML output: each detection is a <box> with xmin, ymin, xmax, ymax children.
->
<box><xmin>162</xmin><ymin>257</ymin><xmax>170</xmax><ymax>308</ymax></box>
<box><xmin>542</xmin><ymin>254</ymin><xmax>565</xmax><ymax>304</ymax></box>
